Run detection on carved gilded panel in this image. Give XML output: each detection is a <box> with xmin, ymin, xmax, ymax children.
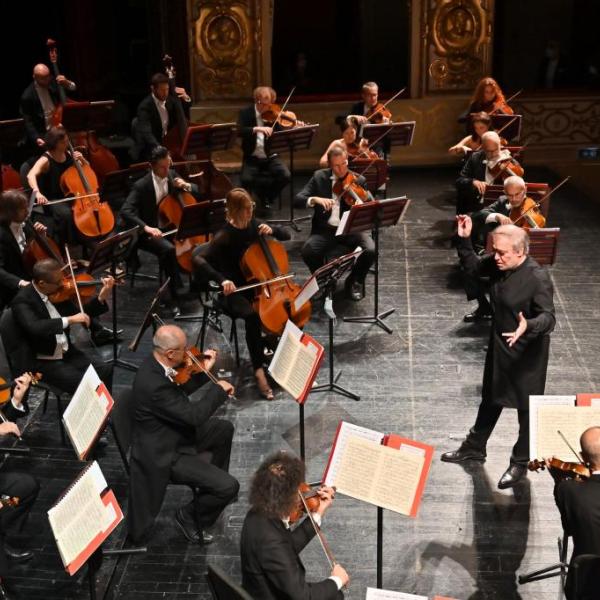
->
<box><xmin>422</xmin><ymin>0</ymin><xmax>494</xmax><ymax>93</ymax></box>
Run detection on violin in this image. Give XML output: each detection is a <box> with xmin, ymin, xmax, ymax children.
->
<box><xmin>261</xmin><ymin>104</ymin><xmax>303</xmax><ymax>129</ymax></box>
<box><xmin>365</xmin><ymin>102</ymin><xmax>392</xmax><ymax>124</ymax></box>
<box><xmin>347</xmin><ymin>141</ymin><xmax>379</xmax><ymax>161</ymax></box>
<box><xmin>528</xmin><ymin>457</ymin><xmax>590</xmax><ymax>481</ymax></box>
<box><xmin>289</xmin><ymin>482</ymin><xmax>321</xmax><ymax>524</ymax></box>
<box><xmin>488</xmin><ymin>154</ymin><xmax>524</xmax><ymax>184</ymax></box>
<box><xmin>0</xmin><ymin>373</ymin><xmax>41</xmax><ymax>405</ymax></box>
<box><xmin>47</xmin><ymin>273</ymin><xmax>122</xmax><ymax>304</ymax></box>
<box><xmin>509</xmin><ymin>197</ymin><xmax>546</xmax><ymax>230</ymax></box>
<box><xmin>240</xmin><ymin>223</ymin><xmax>311</xmax><ymax>336</ymax></box>
<box><xmin>22</xmin><ymin>220</ymin><xmax>66</xmax><ymax>275</ymax></box>
<box><xmin>332</xmin><ymin>172</ymin><xmax>372</xmax><ymax>207</ymax></box>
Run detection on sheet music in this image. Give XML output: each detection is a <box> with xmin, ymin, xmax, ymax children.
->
<box><xmin>336</xmin><ymin>210</ymin><xmax>350</xmax><ymax>236</ymax></box>
<box><xmin>294</xmin><ymin>276</ymin><xmax>319</xmax><ymax>312</ymax></box>
<box><xmin>536</xmin><ymin>405</ymin><xmax>600</xmax><ymax>461</ymax></box>
<box><xmin>366</xmin><ymin>588</ymin><xmax>427</xmax><ymax>600</ymax></box>
<box><xmin>529</xmin><ymin>395</ymin><xmax>575</xmax><ymax>459</ymax></box>
<box><xmin>323</xmin><ymin>421</ymin><xmax>384</xmax><ymax>486</ymax></box>
<box><xmin>62</xmin><ymin>365</ymin><xmax>111</xmax><ymax>459</ymax></box>
<box><xmin>48</xmin><ymin>462</ymin><xmax>115</xmax><ymax>568</ymax></box>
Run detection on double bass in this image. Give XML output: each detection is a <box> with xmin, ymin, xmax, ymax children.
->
<box><xmin>162</xmin><ymin>54</ymin><xmax>190</xmax><ymax>161</ymax></box>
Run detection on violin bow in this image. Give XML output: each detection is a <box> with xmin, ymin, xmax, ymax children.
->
<box><xmin>512</xmin><ymin>176</ymin><xmax>570</xmax><ymax>226</ymax></box>
<box><xmin>365</xmin><ymin>86</ymin><xmax>405</xmax><ymax>122</ymax></box>
<box><xmin>272</xmin><ymin>86</ymin><xmax>296</xmax><ymax>129</ymax></box>
<box><xmin>297</xmin><ymin>489</ymin><xmax>337</xmax><ymax>570</ymax></box>
<box><xmin>64</xmin><ymin>245</ymin><xmax>86</xmax><ymax>318</ymax></box>
<box><xmin>557</xmin><ymin>429</ymin><xmax>586</xmax><ymax>464</ymax></box>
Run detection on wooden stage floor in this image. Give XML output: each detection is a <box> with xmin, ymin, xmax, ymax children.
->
<box><xmin>1</xmin><ymin>166</ymin><xmax>596</xmax><ymax>599</ymax></box>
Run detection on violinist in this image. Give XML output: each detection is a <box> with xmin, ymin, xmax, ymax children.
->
<box><xmin>26</xmin><ymin>125</ymin><xmax>84</xmax><ymax>246</ymax></box>
<box><xmin>319</xmin><ymin>117</ymin><xmax>373</xmax><ymax>168</ymax></box>
<box><xmin>0</xmin><ymin>373</ymin><xmax>40</xmax><ymax>596</ymax></box>
<box><xmin>128</xmin><ymin>324</ymin><xmax>237</xmax><ymax>546</ymax></box>
<box><xmin>448</xmin><ymin>111</ymin><xmax>506</xmax><ymax>157</ymax></box>
<box><xmin>442</xmin><ymin>220</ymin><xmax>555</xmax><ymax>490</ymax></box>
<box><xmin>191</xmin><ymin>188</ymin><xmax>291</xmax><ymax>400</ymax></box>
<box><xmin>347</xmin><ymin>81</ymin><xmax>390</xmax><ymax>157</ymax></box>
<box><xmin>466</xmin><ymin>77</ymin><xmax>514</xmax><ymax>118</ymax></box>
<box><xmin>455</xmin><ymin>131</ymin><xmax>523</xmax><ymax>214</ymax></box>
<box><xmin>238</xmin><ymin>86</ymin><xmax>291</xmax><ymax>212</ymax></box>
<box><xmin>11</xmin><ymin>258</ymin><xmax>115</xmax><ymax>395</ymax></box>
<box><xmin>120</xmin><ymin>145</ymin><xmax>200</xmax><ymax>317</ymax></box>
<box><xmin>553</xmin><ymin>427</ymin><xmax>600</xmax><ymax>599</ymax></box>
<box><xmin>131</xmin><ymin>73</ymin><xmax>192</xmax><ymax>162</ymax></box>
<box><xmin>241</xmin><ymin>451</ymin><xmax>347</xmax><ymax>599</ymax></box>
<box><xmin>296</xmin><ymin>146</ymin><xmax>375</xmax><ymax>302</ymax></box>
<box><xmin>19</xmin><ymin>63</ymin><xmax>76</xmax><ymax>155</ymax></box>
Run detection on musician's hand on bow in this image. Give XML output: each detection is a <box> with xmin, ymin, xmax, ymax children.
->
<box><xmin>456</xmin><ymin>214</ymin><xmax>472</xmax><ymax>238</ymax></box>
<box><xmin>0</xmin><ymin>422</ymin><xmax>21</xmax><ymax>438</ymax></box>
<box><xmin>221</xmin><ymin>280</ymin><xmax>236</xmax><ymax>296</ymax></box>
<box><xmin>144</xmin><ymin>225</ymin><xmax>163</xmax><ymax>238</ymax></box>
<box><xmin>495</xmin><ymin>214</ymin><xmax>512</xmax><ymax>225</ymax></box>
<box><xmin>68</xmin><ymin>312</ymin><xmax>91</xmax><ymax>327</ymax></box>
<box><xmin>254</xmin><ymin>126</ymin><xmax>273</xmax><ymax>137</ymax></box>
<box><xmin>314</xmin><ymin>197</ymin><xmax>334</xmax><ymax>211</ymax></box>
<box><xmin>13</xmin><ymin>373</ymin><xmax>33</xmax><ymax>406</ymax></box>
<box><xmin>315</xmin><ymin>485</ymin><xmax>336</xmax><ymax>516</ymax></box>
<box><xmin>257</xmin><ymin>223</ymin><xmax>272</xmax><ymax>236</ymax></box>
<box><xmin>502</xmin><ymin>312</ymin><xmax>527</xmax><ymax>347</ymax></box>
<box><xmin>33</xmin><ymin>221</ymin><xmax>47</xmax><ymax>234</ymax></box>
<box><xmin>351</xmin><ymin>114</ymin><xmax>368</xmax><ymax>124</ymax></box>
<box><xmin>473</xmin><ymin>180</ymin><xmax>487</xmax><ymax>195</ymax></box>
<box><xmin>217</xmin><ymin>380</ymin><xmax>235</xmax><ymax>397</ymax></box>
<box><xmin>35</xmin><ymin>191</ymin><xmax>49</xmax><ymax>205</ymax></box>
<box><xmin>331</xmin><ymin>564</ymin><xmax>350</xmax><ymax>588</ymax></box>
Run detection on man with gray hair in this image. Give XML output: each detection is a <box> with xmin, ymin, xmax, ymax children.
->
<box><xmin>442</xmin><ymin>215</ymin><xmax>555</xmax><ymax>490</ymax></box>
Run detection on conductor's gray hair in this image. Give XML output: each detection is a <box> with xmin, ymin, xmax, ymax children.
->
<box><xmin>492</xmin><ymin>224</ymin><xmax>529</xmax><ymax>254</ymax></box>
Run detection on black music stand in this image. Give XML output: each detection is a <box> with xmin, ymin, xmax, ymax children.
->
<box><xmin>128</xmin><ymin>278</ymin><xmax>171</xmax><ymax>353</ymax></box>
<box><xmin>309</xmin><ymin>251</ymin><xmax>363</xmax><ymax>401</ymax></box>
<box><xmin>343</xmin><ymin>197</ymin><xmax>410</xmax><ymax>334</ymax></box>
<box><xmin>61</xmin><ymin>100</ymin><xmax>116</xmax><ymax>135</ymax></box>
<box><xmin>87</xmin><ymin>227</ymin><xmax>139</xmax><ymax>371</ymax></box>
<box><xmin>360</xmin><ymin>121</ymin><xmax>416</xmax><ymax>161</ymax></box>
<box><xmin>266</xmin><ymin>124</ymin><xmax>319</xmax><ymax>231</ymax></box>
<box><xmin>181</xmin><ymin>123</ymin><xmax>237</xmax><ymax>158</ymax></box>
<box><xmin>491</xmin><ymin>114</ymin><xmax>522</xmax><ymax>142</ymax></box>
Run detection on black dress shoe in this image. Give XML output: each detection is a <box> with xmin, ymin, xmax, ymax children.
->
<box><xmin>91</xmin><ymin>327</ymin><xmax>122</xmax><ymax>346</ymax></box>
<box><xmin>463</xmin><ymin>308</ymin><xmax>492</xmax><ymax>323</ymax></box>
<box><xmin>174</xmin><ymin>509</ymin><xmax>213</xmax><ymax>545</ymax></box>
<box><xmin>440</xmin><ymin>447</ymin><xmax>486</xmax><ymax>463</ymax></box>
<box><xmin>344</xmin><ymin>279</ymin><xmax>364</xmax><ymax>302</ymax></box>
<box><xmin>498</xmin><ymin>463</ymin><xmax>527</xmax><ymax>489</ymax></box>
<box><xmin>5</xmin><ymin>543</ymin><xmax>34</xmax><ymax>563</ymax></box>
<box><xmin>170</xmin><ymin>304</ymin><xmax>181</xmax><ymax>318</ymax></box>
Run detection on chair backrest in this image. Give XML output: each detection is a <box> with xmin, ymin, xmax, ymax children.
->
<box><xmin>483</xmin><ymin>182</ymin><xmax>551</xmax><ymax>218</ymax></box>
<box><xmin>0</xmin><ymin>308</ymin><xmax>35</xmax><ymax>376</ymax></box>
<box><xmin>110</xmin><ymin>388</ymin><xmax>136</xmax><ymax>461</ymax></box>
<box><xmin>485</xmin><ymin>227</ymin><xmax>560</xmax><ymax>266</ymax></box>
<box><xmin>206</xmin><ymin>564</ymin><xmax>253</xmax><ymax>600</ymax></box>
<box><xmin>572</xmin><ymin>553</ymin><xmax>600</xmax><ymax>600</ymax></box>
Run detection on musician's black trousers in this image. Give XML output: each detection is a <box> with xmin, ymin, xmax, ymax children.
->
<box><xmin>240</xmin><ymin>156</ymin><xmax>290</xmax><ymax>206</ymax></box>
<box><xmin>137</xmin><ymin>235</ymin><xmax>183</xmax><ymax>298</ymax></box>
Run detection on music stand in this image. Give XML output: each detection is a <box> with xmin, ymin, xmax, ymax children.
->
<box><xmin>491</xmin><ymin>114</ymin><xmax>522</xmax><ymax>142</ymax></box>
<box><xmin>360</xmin><ymin>121</ymin><xmax>416</xmax><ymax>161</ymax></box>
<box><xmin>266</xmin><ymin>124</ymin><xmax>319</xmax><ymax>231</ymax></box>
<box><xmin>342</xmin><ymin>197</ymin><xmax>410</xmax><ymax>334</ymax></box>
<box><xmin>128</xmin><ymin>278</ymin><xmax>171</xmax><ymax>353</ymax></box>
<box><xmin>309</xmin><ymin>251</ymin><xmax>363</xmax><ymax>401</ymax></box>
<box><xmin>87</xmin><ymin>227</ymin><xmax>139</xmax><ymax>371</ymax></box>
<box><xmin>61</xmin><ymin>100</ymin><xmax>116</xmax><ymax>135</ymax></box>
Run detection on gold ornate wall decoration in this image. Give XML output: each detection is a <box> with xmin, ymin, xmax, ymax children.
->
<box><xmin>422</xmin><ymin>0</ymin><xmax>494</xmax><ymax>93</ymax></box>
<box><xmin>189</xmin><ymin>0</ymin><xmax>268</xmax><ymax>100</ymax></box>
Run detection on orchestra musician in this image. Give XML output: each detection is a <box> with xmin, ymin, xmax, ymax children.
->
<box><xmin>10</xmin><ymin>258</ymin><xmax>115</xmax><ymax>395</ymax></box>
<box><xmin>0</xmin><ymin>373</ymin><xmax>39</xmax><ymax>600</ymax></box>
<box><xmin>466</xmin><ymin>77</ymin><xmax>514</xmax><ymax>117</ymax></box>
<box><xmin>240</xmin><ymin>450</ymin><xmax>348</xmax><ymax>599</ymax></box>
<box><xmin>464</xmin><ymin>175</ymin><xmax>545</xmax><ymax>322</ymax></box>
<box><xmin>18</xmin><ymin>62</ymin><xmax>76</xmax><ymax>156</ymax></box>
<box><xmin>128</xmin><ymin>324</ymin><xmax>238</xmax><ymax>546</ymax></box>
<box><xmin>552</xmin><ymin>427</ymin><xmax>600</xmax><ymax>599</ymax></box>
<box><xmin>191</xmin><ymin>188</ymin><xmax>291</xmax><ymax>400</ymax></box>
<box><xmin>455</xmin><ymin>131</ymin><xmax>523</xmax><ymax>214</ymax></box>
<box><xmin>448</xmin><ymin>111</ymin><xmax>506</xmax><ymax>157</ymax></box>
<box><xmin>131</xmin><ymin>73</ymin><xmax>191</xmax><ymax>163</ymax></box>
<box><xmin>237</xmin><ymin>86</ymin><xmax>291</xmax><ymax>212</ymax></box>
<box><xmin>119</xmin><ymin>145</ymin><xmax>199</xmax><ymax>317</ymax></box>
<box><xmin>347</xmin><ymin>81</ymin><xmax>391</xmax><ymax>125</ymax></box>
<box><xmin>442</xmin><ymin>220</ymin><xmax>555</xmax><ymax>489</ymax></box>
<box><xmin>25</xmin><ymin>125</ymin><xmax>84</xmax><ymax>246</ymax></box>
<box><xmin>296</xmin><ymin>146</ymin><xmax>375</xmax><ymax>302</ymax></box>
<box><xmin>319</xmin><ymin>117</ymin><xmax>371</xmax><ymax>168</ymax></box>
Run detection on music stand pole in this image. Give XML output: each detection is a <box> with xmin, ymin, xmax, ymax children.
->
<box><xmin>110</xmin><ymin>255</ymin><xmax>138</xmax><ymax>372</ymax></box>
<box><xmin>377</xmin><ymin>506</ymin><xmax>383</xmax><ymax>588</ymax></box>
<box><xmin>299</xmin><ymin>403</ymin><xmax>305</xmax><ymax>461</ymax></box>
<box><xmin>87</xmin><ymin>545</ymin><xmax>147</xmax><ymax>600</ymax></box>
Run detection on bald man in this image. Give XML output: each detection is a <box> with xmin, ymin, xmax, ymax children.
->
<box><xmin>442</xmin><ymin>217</ymin><xmax>555</xmax><ymax>489</ymax></box>
<box><xmin>554</xmin><ymin>427</ymin><xmax>600</xmax><ymax>599</ymax></box>
<box><xmin>128</xmin><ymin>325</ymin><xmax>238</xmax><ymax>546</ymax></box>
<box><xmin>19</xmin><ymin>63</ymin><xmax>76</xmax><ymax>154</ymax></box>
<box><xmin>455</xmin><ymin>131</ymin><xmax>523</xmax><ymax>214</ymax></box>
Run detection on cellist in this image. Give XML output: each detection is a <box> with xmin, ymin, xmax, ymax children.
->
<box><xmin>19</xmin><ymin>63</ymin><xmax>76</xmax><ymax>156</ymax></box>
<box><xmin>191</xmin><ymin>188</ymin><xmax>291</xmax><ymax>400</ymax></box>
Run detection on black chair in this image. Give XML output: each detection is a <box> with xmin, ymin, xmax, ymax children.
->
<box><xmin>206</xmin><ymin>564</ymin><xmax>253</xmax><ymax>600</ymax></box>
<box><xmin>0</xmin><ymin>308</ymin><xmax>68</xmax><ymax>444</ymax></box>
<box><xmin>572</xmin><ymin>553</ymin><xmax>600</xmax><ymax>600</ymax></box>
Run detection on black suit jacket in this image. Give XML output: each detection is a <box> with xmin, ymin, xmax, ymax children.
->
<box><xmin>237</xmin><ymin>105</ymin><xmax>285</xmax><ymax>159</ymax></box>
<box><xmin>295</xmin><ymin>168</ymin><xmax>368</xmax><ymax>234</ymax></box>
<box><xmin>456</xmin><ymin>150</ymin><xmax>487</xmax><ymax>193</ymax></box>
<box><xmin>0</xmin><ymin>223</ymin><xmax>30</xmax><ymax>309</ymax></box>
<box><xmin>241</xmin><ymin>509</ymin><xmax>342</xmax><ymax>600</ymax></box>
<box><xmin>11</xmin><ymin>284</ymin><xmax>108</xmax><ymax>357</ymax></box>
<box><xmin>119</xmin><ymin>169</ymin><xmax>199</xmax><ymax>230</ymax></box>
<box><xmin>19</xmin><ymin>82</ymin><xmax>63</xmax><ymax>147</ymax></box>
<box><xmin>128</xmin><ymin>355</ymin><xmax>227</xmax><ymax>543</ymax></box>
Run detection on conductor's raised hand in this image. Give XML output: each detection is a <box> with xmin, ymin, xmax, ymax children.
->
<box><xmin>502</xmin><ymin>311</ymin><xmax>527</xmax><ymax>347</ymax></box>
<box><xmin>221</xmin><ymin>280</ymin><xmax>236</xmax><ymax>296</ymax></box>
<box><xmin>456</xmin><ymin>214</ymin><xmax>472</xmax><ymax>238</ymax></box>
<box><xmin>257</xmin><ymin>223</ymin><xmax>272</xmax><ymax>236</ymax></box>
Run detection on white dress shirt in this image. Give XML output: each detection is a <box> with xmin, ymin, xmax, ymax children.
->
<box><xmin>252</xmin><ymin>106</ymin><xmax>267</xmax><ymax>159</ymax></box>
<box><xmin>32</xmin><ymin>283</ymin><xmax>70</xmax><ymax>360</ymax></box>
<box><xmin>152</xmin><ymin>93</ymin><xmax>169</xmax><ymax>137</ymax></box>
<box><xmin>152</xmin><ymin>172</ymin><xmax>170</xmax><ymax>205</ymax></box>
<box><xmin>155</xmin><ymin>356</ymin><xmax>178</xmax><ymax>381</ymax></box>
<box><xmin>9</xmin><ymin>222</ymin><xmax>26</xmax><ymax>253</ymax></box>
<box><xmin>306</xmin><ymin>175</ymin><xmax>343</xmax><ymax>227</ymax></box>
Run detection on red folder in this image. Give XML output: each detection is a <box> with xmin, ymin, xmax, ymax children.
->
<box><xmin>79</xmin><ymin>382</ymin><xmax>114</xmax><ymax>461</ymax></box>
<box><xmin>576</xmin><ymin>393</ymin><xmax>600</xmax><ymax>407</ymax></box>
<box><xmin>297</xmin><ymin>332</ymin><xmax>325</xmax><ymax>405</ymax></box>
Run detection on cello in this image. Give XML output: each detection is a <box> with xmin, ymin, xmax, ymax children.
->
<box><xmin>239</xmin><ymin>223</ymin><xmax>311</xmax><ymax>336</ymax></box>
